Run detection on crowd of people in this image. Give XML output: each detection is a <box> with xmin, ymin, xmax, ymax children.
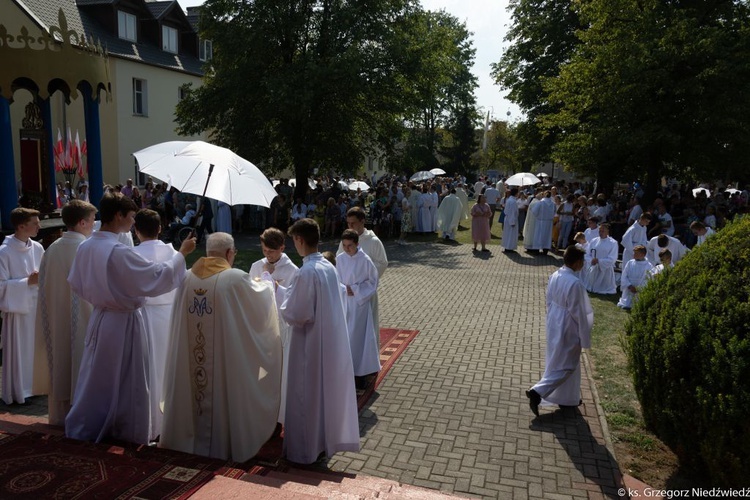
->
<box><xmin>0</xmin><ymin>190</ymin><xmax>389</xmax><ymax>465</ymax></box>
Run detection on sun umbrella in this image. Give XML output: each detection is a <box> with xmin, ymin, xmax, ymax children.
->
<box><xmin>337</xmin><ymin>180</ymin><xmax>350</xmax><ymax>190</ymax></box>
<box><xmin>429</xmin><ymin>167</ymin><xmax>447</xmax><ymax>176</ymax></box>
<box><xmin>505</xmin><ymin>172</ymin><xmax>542</xmax><ymax>187</ymax></box>
<box><xmin>725</xmin><ymin>188</ymin><xmax>740</xmax><ymax>195</ymax></box>
<box><xmin>348</xmin><ymin>181</ymin><xmax>370</xmax><ymax>191</ymax></box>
<box><xmin>133</xmin><ymin>141</ymin><xmax>277</xmax><ymax>207</ymax></box>
<box><xmin>692</xmin><ymin>187</ymin><xmax>711</xmax><ymax>198</ymax></box>
<box><xmin>536</xmin><ymin>172</ymin><xmax>549</xmax><ymax>178</ymax></box>
<box><xmin>289</xmin><ymin>178</ymin><xmax>317</xmax><ymax>190</ymax></box>
<box><xmin>410</xmin><ymin>171</ymin><xmax>435</xmax><ymax>182</ymax></box>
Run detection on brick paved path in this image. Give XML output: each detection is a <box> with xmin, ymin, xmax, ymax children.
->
<box><xmin>329</xmin><ymin>239</ymin><xmax>622</xmax><ymax>499</ymax></box>
<box><xmin>0</xmin><ymin>236</ymin><xmax>622</xmax><ymax>499</ymax></box>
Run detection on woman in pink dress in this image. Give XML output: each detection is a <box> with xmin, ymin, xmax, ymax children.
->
<box><xmin>471</xmin><ymin>194</ymin><xmax>492</xmax><ymax>252</ymax></box>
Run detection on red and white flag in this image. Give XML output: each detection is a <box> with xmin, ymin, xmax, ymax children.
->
<box><xmin>72</xmin><ymin>130</ymin><xmax>81</xmax><ymax>175</ymax></box>
<box><xmin>54</xmin><ymin>128</ymin><xmax>65</xmax><ymax>172</ymax></box>
<box><xmin>78</xmin><ymin>139</ymin><xmax>88</xmax><ymax>178</ymax></box>
<box><xmin>65</xmin><ymin>127</ymin><xmax>73</xmax><ymax>171</ymax></box>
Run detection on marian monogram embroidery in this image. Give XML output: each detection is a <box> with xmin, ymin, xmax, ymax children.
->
<box><xmin>189</xmin><ymin>288</ymin><xmax>212</xmax><ymax>316</ymax></box>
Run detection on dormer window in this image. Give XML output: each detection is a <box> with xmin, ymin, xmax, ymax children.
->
<box><xmin>162</xmin><ymin>26</ymin><xmax>178</xmax><ymax>53</ymax></box>
<box><xmin>199</xmin><ymin>39</ymin><xmax>213</xmax><ymax>61</ymax></box>
<box><xmin>118</xmin><ymin>11</ymin><xmax>137</xmax><ymax>42</ymax></box>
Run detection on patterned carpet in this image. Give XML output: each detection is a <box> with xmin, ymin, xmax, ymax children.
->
<box><xmin>0</xmin><ymin>328</ymin><xmax>419</xmax><ymax>499</ymax></box>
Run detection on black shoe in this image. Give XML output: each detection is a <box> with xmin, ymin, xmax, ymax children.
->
<box><xmin>526</xmin><ymin>389</ymin><xmax>541</xmax><ymax>417</ymax></box>
<box><xmin>542</xmin><ymin>249</ymin><xmax>548</xmax><ymax>255</ymax></box>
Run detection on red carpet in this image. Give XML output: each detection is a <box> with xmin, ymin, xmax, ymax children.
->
<box><xmin>0</xmin><ymin>432</ymin><xmax>216</xmax><ymax>499</ymax></box>
<box><xmin>253</xmin><ymin>327</ymin><xmax>419</xmax><ymax>464</ymax></box>
<box><xmin>357</xmin><ymin>328</ymin><xmax>420</xmax><ymax>408</ymax></box>
<box><xmin>0</xmin><ymin>328</ymin><xmax>419</xmax><ymax>498</ymax></box>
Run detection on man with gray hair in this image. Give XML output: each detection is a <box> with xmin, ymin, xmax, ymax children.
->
<box><xmin>160</xmin><ymin>232</ymin><xmax>282</xmax><ymax>462</ymax></box>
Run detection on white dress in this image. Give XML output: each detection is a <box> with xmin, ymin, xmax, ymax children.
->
<box><xmin>0</xmin><ymin>235</ymin><xmax>44</xmax><ymax>404</ymax></box>
<box><xmin>532</xmin><ymin>266</ymin><xmax>594</xmax><ymax>406</ymax></box>
<box><xmin>279</xmin><ymin>253</ymin><xmax>360</xmax><ymax>464</ymax></box>
<box><xmin>132</xmin><ymin>239</ymin><xmax>180</xmax><ymax>439</ymax></box>
<box><xmin>337</xmin><ymin>248</ymin><xmax>380</xmax><ymax>376</ymax></box>
<box><xmin>65</xmin><ymin>231</ymin><xmax>187</xmax><ymax>444</ymax></box>
<box><xmin>502</xmin><ymin>196</ymin><xmax>519</xmax><ymax>251</ymax></box>
<box><xmin>249</xmin><ymin>253</ymin><xmax>299</xmax><ymax>425</ymax></box>
<box><xmin>585</xmin><ymin>236</ymin><xmax>619</xmax><ymax>294</ymax></box>
<box><xmin>33</xmin><ymin>231</ymin><xmax>91</xmax><ymax>425</ymax></box>
<box><xmin>617</xmin><ymin>259</ymin><xmax>654</xmax><ymax>309</ymax></box>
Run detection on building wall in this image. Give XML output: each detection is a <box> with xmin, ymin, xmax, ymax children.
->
<box><xmin>108</xmin><ymin>58</ymin><xmax>205</xmax><ymax>185</ymax></box>
<box><xmin>4</xmin><ymin>0</ymin><xmax>205</xmax><ymax>191</ymax></box>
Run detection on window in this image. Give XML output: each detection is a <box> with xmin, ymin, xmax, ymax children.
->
<box><xmin>199</xmin><ymin>39</ymin><xmax>213</xmax><ymax>61</ymax></box>
<box><xmin>118</xmin><ymin>11</ymin><xmax>137</xmax><ymax>42</ymax></box>
<box><xmin>162</xmin><ymin>25</ymin><xmax>178</xmax><ymax>53</ymax></box>
<box><xmin>133</xmin><ymin>78</ymin><xmax>148</xmax><ymax>116</ymax></box>
<box><xmin>178</xmin><ymin>86</ymin><xmax>189</xmax><ymax>101</ymax></box>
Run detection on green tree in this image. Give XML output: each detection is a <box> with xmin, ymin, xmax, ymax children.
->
<box><xmin>395</xmin><ymin>9</ymin><xmax>478</xmax><ymax>171</ymax></box>
<box><xmin>540</xmin><ymin>0</ymin><xmax>750</xmax><ymax>197</ymax></box>
<box><xmin>491</xmin><ymin>0</ymin><xmax>580</xmax><ymax>165</ymax></box>
<box><xmin>176</xmin><ymin>0</ymin><xmax>420</xmax><ymax>198</ymax></box>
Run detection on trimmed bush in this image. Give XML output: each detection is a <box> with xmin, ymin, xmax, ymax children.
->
<box><xmin>626</xmin><ymin>215</ymin><xmax>750</xmax><ymax>487</ymax></box>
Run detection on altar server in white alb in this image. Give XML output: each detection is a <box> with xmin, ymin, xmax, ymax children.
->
<box><xmin>132</xmin><ymin>208</ymin><xmax>181</xmax><ymax>440</ymax></box>
<box><xmin>585</xmin><ymin>223</ymin><xmax>619</xmax><ymax>295</ymax></box>
<box><xmin>620</xmin><ymin>212</ymin><xmax>651</xmax><ymax>264</ymax></box>
<box><xmin>530</xmin><ymin>191</ymin><xmax>556</xmax><ymax>254</ymax></box>
<box><xmin>0</xmin><ymin>208</ymin><xmax>44</xmax><ymax>405</ymax></box>
<box><xmin>337</xmin><ymin>230</ymin><xmax>380</xmax><ymax>387</ymax></box>
<box><xmin>435</xmin><ymin>188</ymin><xmax>463</xmax><ymax>241</ymax></box>
<box><xmin>646</xmin><ymin>233</ymin><xmax>687</xmax><ymax>267</ymax></box>
<box><xmin>249</xmin><ymin>227</ymin><xmax>299</xmax><ymax>426</ymax></box>
<box><xmin>161</xmin><ymin>233</ymin><xmax>282</xmax><ymax>461</ymax></box>
<box><xmin>617</xmin><ymin>245</ymin><xmax>653</xmax><ymax>310</ymax></box>
<box><xmin>65</xmin><ymin>193</ymin><xmax>195</xmax><ymax>445</ymax></box>
<box><xmin>527</xmin><ymin>246</ymin><xmax>593</xmax><ymax>415</ymax></box>
<box><xmin>281</xmin><ymin>218</ymin><xmax>359</xmax><ymax>464</ymax></box>
<box><xmin>33</xmin><ymin>200</ymin><xmax>96</xmax><ymax>424</ymax></box>
<box><xmin>338</xmin><ymin>207</ymin><xmax>387</xmax><ymax>341</ymax></box>
<box><xmin>502</xmin><ymin>188</ymin><xmax>520</xmax><ymax>253</ymax></box>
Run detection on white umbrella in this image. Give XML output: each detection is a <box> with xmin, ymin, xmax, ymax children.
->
<box><xmin>348</xmin><ymin>181</ymin><xmax>370</xmax><ymax>191</ymax></box>
<box><xmin>692</xmin><ymin>187</ymin><xmax>711</xmax><ymax>198</ymax></box>
<box><xmin>725</xmin><ymin>188</ymin><xmax>740</xmax><ymax>195</ymax></box>
<box><xmin>430</xmin><ymin>167</ymin><xmax>447</xmax><ymax>176</ymax></box>
<box><xmin>289</xmin><ymin>178</ymin><xmax>317</xmax><ymax>190</ymax></box>
<box><xmin>410</xmin><ymin>170</ymin><xmax>435</xmax><ymax>182</ymax></box>
<box><xmin>536</xmin><ymin>172</ymin><xmax>549</xmax><ymax>178</ymax></box>
<box><xmin>505</xmin><ymin>172</ymin><xmax>542</xmax><ymax>187</ymax></box>
<box><xmin>337</xmin><ymin>180</ymin><xmax>349</xmax><ymax>190</ymax></box>
<box><xmin>134</xmin><ymin>141</ymin><xmax>277</xmax><ymax>207</ymax></box>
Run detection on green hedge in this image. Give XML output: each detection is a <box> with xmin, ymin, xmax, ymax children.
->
<box><xmin>626</xmin><ymin>215</ymin><xmax>750</xmax><ymax>487</ymax></box>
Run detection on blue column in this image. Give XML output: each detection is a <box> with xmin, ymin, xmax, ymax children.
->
<box><xmin>41</xmin><ymin>98</ymin><xmax>57</xmax><ymax>205</ymax></box>
<box><xmin>0</xmin><ymin>96</ymin><xmax>18</xmax><ymax>231</ymax></box>
<box><xmin>82</xmin><ymin>84</ymin><xmax>103</xmax><ymax>208</ymax></box>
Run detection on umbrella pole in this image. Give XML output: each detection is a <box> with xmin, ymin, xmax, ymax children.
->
<box><xmin>191</xmin><ymin>164</ymin><xmax>215</xmax><ymax>236</ymax></box>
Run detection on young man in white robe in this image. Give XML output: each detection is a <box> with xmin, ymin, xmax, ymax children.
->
<box><xmin>338</xmin><ymin>207</ymin><xmax>387</xmax><ymax>345</ymax></box>
<box><xmin>620</xmin><ymin>212</ymin><xmax>652</xmax><ymax>264</ymax></box>
<box><xmin>418</xmin><ymin>186</ymin><xmax>432</xmax><ymax>233</ymax></box>
<box><xmin>435</xmin><ymin>189</ymin><xmax>463</xmax><ymax>240</ymax></box>
<box><xmin>523</xmin><ymin>192</ymin><xmax>542</xmax><ymax>251</ymax></box>
<box><xmin>585</xmin><ymin>223</ymin><xmax>619</xmax><ymax>295</ymax></box>
<box><xmin>0</xmin><ymin>208</ymin><xmax>44</xmax><ymax>405</ymax></box>
<box><xmin>337</xmin><ymin>230</ymin><xmax>380</xmax><ymax>390</ymax></box>
<box><xmin>527</xmin><ymin>245</ymin><xmax>593</xmax><ymax>416</ymax></box>
<box><xmin>617</xmin><ymin>245</ymin><xmax>653</xmax><ymax>310</ymax></box>
<box><xmin>65</xmin><ymin>193</ymin><xmax>196</xmax><ymax>445</ymax></box>
<box><xmin>408</xmin><ymin>186</ymin><xmax>421</xmax><ymax>232</ymax></box>
<box><xmin>132</xmin><ymin>208</ymin><xmax>181</xmax><ymax>440</ymax></box>
<box><xmin>280</xmin><ymin>218</ymin><xmax>359</xmax><ymax>464</ymax></box>
<box><xmin>646</xmin><ymin>233</ymin><xmax>687</xmax><ymax>266</ymax></box>
<box><xmin>648</xmin><ymin>248</ymin><xmax>674</xmax><ymax>278</ymax></box>
<box><xmin>160</xmin><ymin>232</ymin><xmax>282</xmax><ymax>462</ymax></box>
<box><xmin>690</xmin><ymin>220</ymin><xmax>715</xmax><ymax>247</ymax></box>
<box><xmin>455</xmin><ymin>184</ymin><xmax>470</xmax><ymax>222</ymax></box>
<box><xmin>502</xmin><ymin>188</ymin><xmax>520</xmax><ymax>253</ymax></box>
<box><xmin>531</xmin><ymin>191</ymin><xmax>556</xmax><ymax>254</ymax></box>
<box><xmin>249</xmin><ymin>227</ymin><xmax>299</xmax><ymax>426</ymax></box>
<box><xmin>32</xmin><ymin>200</ymin><xmax>96</xmax><ymax>424</ymax></box>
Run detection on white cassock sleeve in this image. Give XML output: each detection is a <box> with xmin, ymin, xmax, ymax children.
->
<box><xmin>0</xmin><ymin>255</ymin><xmax>34</xmax><ymax>314</ymax></box>
<box><xmin>279</xmin><ymin>271</ymin><xmax>315</xmax><ymax>327</ymax></box>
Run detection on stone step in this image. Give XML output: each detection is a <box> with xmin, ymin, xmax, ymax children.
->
<box><xmin>188</xmin><ymin>474</ymin><xmax>324</xmax><ymax>500</ymax></box>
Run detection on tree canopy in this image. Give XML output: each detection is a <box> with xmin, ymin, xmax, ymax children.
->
<box><xmin>176</xmin><ymin>0</ymin><xmax>480</xmax><ymax>194</ymax></box>
<box><xmin>493</xmin><ymin>0</ymin><xmax>750</xmax><ymax>196</ymax></box>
